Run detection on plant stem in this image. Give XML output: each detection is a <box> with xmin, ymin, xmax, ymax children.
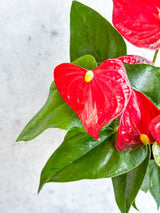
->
<box><xmin>153</xmin><ymin>49</ymin><xmax>159</xmax><ymax>64</ymax></box>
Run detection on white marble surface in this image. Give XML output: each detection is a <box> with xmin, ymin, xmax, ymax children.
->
<box><xmin>0</xmin><ymin>0</ymin><xmax>159</xmax><ymax>212</ymax></box>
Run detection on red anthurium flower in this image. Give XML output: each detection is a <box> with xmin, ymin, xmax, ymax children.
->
<box><xmin>116</xmin><ymin>89</ymin><xmax>160</xmax><ymax>151</ymax></box>
<box><xmin>112</xmin><ymin>0</ymin><xmax>160</xmax><ymax>49</ymax></box>
<box><xmin>150</xmin><ymin>114</ymin><xmax>160</xmax><ymax>143</ymax></box>
<box><xmin>54</xmin><ymin>59</ymin><xmax>131</xmax><ymax>139</ymax></box>
<box><xmin>117</xmin><ymin>55</ymin><xmax>154</xmax><ymax>65</ymax></box>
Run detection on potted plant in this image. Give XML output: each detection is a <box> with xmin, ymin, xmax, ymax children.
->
<box><xmin>17</xmin><ymin>1</ymin><xmax>160</xmax><ymax>212</ymax></box>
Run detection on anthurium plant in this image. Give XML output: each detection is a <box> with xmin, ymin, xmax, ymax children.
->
<box><xmin>17</xmin><ymin>1</ymin><xmax>160</xmax><ymax>213</ymax></box>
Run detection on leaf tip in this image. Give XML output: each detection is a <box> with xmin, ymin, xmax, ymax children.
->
<box><xmin>37</xmin><ymin>185</ymin><xmax>42</xmax><ymax>194</ymax></box>
<box><xmin>71</xmin><ymin>0</ymin><xmax>78</xmax><ymax>7</ymax></box>
<box><xmin>38</xmin><ymin>175</ymin><xmax>47</xmax><ymax>194</ymax></box>
<box><xmin>38</xmin><ymin>181</ymin><xmax>44</xmax><ymax>194</ymax></box>
<box><xmin>16</xmin><ymin>132</ymin><xmax>26</xmax><ymax>142</ymax></box>
<box><xmin>16</xmin><ymin>135</ymin><xmax>22</xmax><ymax>142</ymax></box>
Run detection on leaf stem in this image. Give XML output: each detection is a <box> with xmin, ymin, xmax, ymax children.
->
<box><xmin>153</xmin><ymin>49</ymin><xmax>159</xmax><ymax>64</ymax></box>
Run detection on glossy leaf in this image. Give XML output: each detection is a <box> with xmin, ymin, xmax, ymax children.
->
<box><xmin>16</xmin><ymin>55</ymin><xmax>97</xmax><ymax>142</ymax></box>
<box><xmin>112</xmin><ymin>149</ymin><xmax>149</xmax><ymax>213</ymax></box>
<box><xmin>141</xmin><ymin>165</ymin><xmax>150</xmax><ymax>193</ymax></box>
<box><xmin>72</xmin><ymin>54</ymin><xmax>97</xmax><ymax>69</ymax></box>
<box><xmin>54</xmin><ymin>59</ymin><xmax>131</xmax><ymax>139</ymax></box>
<box><xmin>149</xmin><ymin>160</ymin><xmax>160</xmax><ymax>208</ymax></box>
<box><xmin>152</xmin><ymin>142</ymin><xmax>160</xmax><ymax>167</ymax></box>
<box><xmin>70</xmin><ymin>1</ymin><xmax>126</xmax><ymax>64</ymax></box>
<box><xmin>16</xmin><ymin>82</ymin><xmax>82</xmax><ymax>142</ymax></box>
<box><xmin>38</xmin><ymin>121</ymin><xmax>148</xmax><ymax>192</ymax></box>
<box><xmin>112</xmin><ymin>0</ymin><xmax>160</xmax><ymax>49</ymax></box>
<box><xmin>125</xmin><ymin>64</ymin><xmax>160</xmax><ymax>105</ymax></box>
<box><xmin>132</xmin><ymin>200</ymin><xmax>139</xmax><ymax>211</ymax></box>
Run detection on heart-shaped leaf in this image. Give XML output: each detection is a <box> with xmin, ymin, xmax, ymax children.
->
<box><xmin>112</xmin><ymin>148</ymin><xmax>150</xmax><ymax>213</ymax></box>
<box><xmin>70</xmin><ymin>1</ymin><xmax>126</xmax><ymax>64</ymax></box>
<box><xmin>38</xmin><ymin>121</ymin><xmax>148</xmax><ymax>192</ymax></box>
<box><xmin>54</xmin><ymin>59</ymin><xmax>131</xmax><ymax>139</ymax></box>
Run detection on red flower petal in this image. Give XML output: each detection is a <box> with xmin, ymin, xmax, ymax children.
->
<box><xmin>116</xmin><ymin>89</ymin><xmax>160</xmax><ymax>151</ymax></box>
<box><xmin>150</xmin><ymin>114</ymin><xmax>160</xmax><ymax>144</ymax></box>
<box><xmin>117</xmin><ymin>55</ymin><xmax>154</xmax><ymax>65</ymax></box>
<box><xmin>112</xmin><ymin>0</ymin><xmax>160</xmax><ymax>49</ymax></box>
<box><xmin>54</xmin><ymin>59</ymin><xmax>131</xmax><ymax>139</ymax></box>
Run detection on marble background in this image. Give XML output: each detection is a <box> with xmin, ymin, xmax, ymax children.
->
<box><xmin>1</xmin><ymin>0</ymin><xmax>159</xmax><ymax>212</ymax></box>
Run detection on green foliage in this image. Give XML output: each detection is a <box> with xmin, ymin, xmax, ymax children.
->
<box><xmin>16</xmin><ymin>82</ymin><xmax>82</xmax><ymax>142</ymax></box>
<box><xmin>152</xmin><ymin>142</ymin><xmax>160</xmax><ymax>167</ymax></box>
<box><xmin>38</xmin><ymin>121</ymin><xmax>148</xmax><ymax>192</ymax></box>
<box><xmin>132</xmin><ymin>200</ymin><xmax>139</xmax><ymax>211</ymax></box>
<box><xmin>141</xmin><ymin>165</ymin><xmax>150</xmax><ymax>193</ymax></box>
<box><xmin>141</xmin><ymin>160</ymin><xmax>160</xmax><ymax>209</ymax></box>
<box><xmin>125</xmin><ymin>64</ymin><xmax>160</xmax><ymax>105</ymax></box>
<box><xmin>73</xmin><ymin>54</ymin><xmax>97</xmax><ymax>69</ymax></box>
<box><xmin>70</xmin><ymin>1</ymin><xmax>126</xmax><ymax>64</ymax></box>
<box><xmin>149</xmin><ymin>160</ymin><xmax>160</xmax><ymax>209</ymax></box>
<box><xmin>112</xmin><ymin>148</ymin><xmax>150</xmax><ymax>213</ymax></box>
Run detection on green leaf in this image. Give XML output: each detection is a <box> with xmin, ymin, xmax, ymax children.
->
<box><xmin>149</xmin><ymin>160</ymin><xmax>160</xmax><ymax>209</ymax></box>
<box><xmin>70</xmin><ymin>1</ymin><xmax>127</xmax><ymax>64</ymax></box>
<box><xmin>38</xmin><ymin>121</ymin><xmax>148</xmax><ymax>192</ymax></box>
<box><xmin>152</xmin><ymin>142</ymin><xmax>160</xmax><ymax>167</ymax></box>
<box><xmin>125</xmin><ymin>64</ymin><xmax>160</xmax><ymax>105</ymax></box>
<box><xmin>16</xmin><ymin>82</ymin><xmax>82</xmax><ymax>142</ymax></box>
<box><xmin>141</xmin><ymin>159</ymin><xmax>160</xmax><ymax>208</ymax></box>
<box><xmin>132</xmin><ymin>200</ymin><xmax>139</xmax><ymax>211</ymax></box>
<box><xmin>73</xmin><ymin>54</ymin><xmax>97</xmax><ymax>69</ymax></box>
<box><xmin>112</xmin><ymin>148</ymin><xmax>150</xmax><ymax>213</ymax></box>
<box><xmin>16</xmin><ymin>55</ymin><xmax>97</xmax><ymax>142</ymax></box>
<box><xmin>141</xmin><ymin>164</ymin><xmax>150</xmax><ymax>193</ymax></box>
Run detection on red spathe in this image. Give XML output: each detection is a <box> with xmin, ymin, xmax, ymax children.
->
<box><xmin>112</xmin><ymin>0</ymin><xmax>160</xmax><ymax>49</ymax></box>
<box><xmin>150</xmin><ymin>114</ymin><xmax>160</xmax><ymax>143</ymax></box>
<box><xmin>116</xmin><ymin>89</ymin><xmax>160</xmax><ymax>151</ymax></box>
<box><xmin>117</xmin><ymin>55</ymin><xmax>154</xmax><ymax>65</ymax></box>
<box><xmin>54</xmin><ymin>59</ymin><xmax>131</xmax><ymax>139</ymax></box>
